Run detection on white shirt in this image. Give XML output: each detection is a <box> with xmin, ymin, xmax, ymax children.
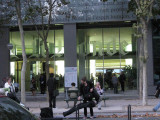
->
<box><xmin>4</xmin><ymin>82</ymin><xmax>15</xmax><ymax>96</ymax></box>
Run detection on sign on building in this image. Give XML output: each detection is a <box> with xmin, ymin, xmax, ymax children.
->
<box><xmin>65</xmin><ymin>67</ymin><xmax>77</xmax><ymax>87</ymax></box>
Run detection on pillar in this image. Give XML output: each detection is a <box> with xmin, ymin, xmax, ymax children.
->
<box><xmin>64</xmin><ymin>24</ymin><xmax>77</xmax><ymax>67</ymax></box>
<box><xmin>0</xmin><ymin>27</ymin><xmax>10</xmax><ymax>86</ymax></box>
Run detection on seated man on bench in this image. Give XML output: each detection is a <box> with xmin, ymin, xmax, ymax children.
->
<box><xmin>63</xmin><ymin>77</ymin><xmax>100</xmax><ymax>119</ymax></box>
<box><xmin>68</xmin><ymin>82</ymin><xmax>78</xmax><ymax>99</ymax></box>
<box><xmin>63</xmin><ymin>92</ymin><xmax>96</xmax><ymax>118</ymax></box>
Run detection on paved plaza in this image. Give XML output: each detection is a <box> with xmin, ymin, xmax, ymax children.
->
<box><xmin>15</xmin><ymin>90</ymin><xmax>160</xmax><ymax>119</ymax></box>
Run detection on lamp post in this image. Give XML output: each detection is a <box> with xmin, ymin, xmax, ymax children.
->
<box><xmin>7</xmin><ymin>43</ymin><xmax>13</xmax><ymax>51</ymax></box>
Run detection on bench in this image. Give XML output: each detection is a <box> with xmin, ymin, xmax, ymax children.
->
<box><xmin>64</xmin><ymin>90</ymin><xmax>82</xmax><ymax>108</ymax></box>
<box><xmin>100</xmin><ymin>95</ymin><xmax>109</xmax><ymax>107</ymax></box>
<box><xmin>64</xmin><ymin>89</ymin><xmax>109</xmax><ymax>108</ymax></box>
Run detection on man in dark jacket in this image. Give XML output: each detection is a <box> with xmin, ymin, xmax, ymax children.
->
<box><xmin>47</xmin><ymin>73</ymin><xmax>56</xmax><ymax>108</ymax></box>
<box><xmin>119</xmin><ymin>72</ymin><xmax>126</xmax><ymax>92</ymax></box>
<box><xmin>39</xmin><ymin>74</ymin><xmax>46</xmax><ymax>94</ymax></box>
<box><xmin>78</xmin><ymin>77</ymin><xmax>99</xmax><ymax>119</ymax></box>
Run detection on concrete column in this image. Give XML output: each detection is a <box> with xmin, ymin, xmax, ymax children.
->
<box><xmin>0</xmin><ymin>27</ymin><xmax>10</xmax><ymax>86</ymax></box>
<box><xmin>78</xmin><ymin>31</ymin><xmax>85</xmax><ymax>81</ymax></box>
<box><xmin>147</xmin><ymin>23</ymin><xmax>154</xmax><ymax>95</ymax></box>
<box><xmin>64</xmin><ymin>24</ymin><xmax>77</xmax><ymax>67</ymax></box>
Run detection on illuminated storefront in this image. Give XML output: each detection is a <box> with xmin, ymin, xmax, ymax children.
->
<box><xmin>0</xmin><ymin>0</ymin><xmax>157</xmax><ymax>95</ymax></box>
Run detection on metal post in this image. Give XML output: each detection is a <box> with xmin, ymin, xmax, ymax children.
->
<box><xmin>128</xmin><ymin>104</ymin><xmax>131</xmax><ymax>120</ymax></box>
<box><xmin>76</xmin><ymin>107</ymin><xmax>77</xmax><ymax>120</ymax></box>
<box><xmin>78</xmin><ymin>109</ymin><xmax>79</xmax><ymax>120</ymax></box>
<box><xmin>76</xmin><ymin>105</ymin><xmax>79</xmax><ymax>120</ymax></box>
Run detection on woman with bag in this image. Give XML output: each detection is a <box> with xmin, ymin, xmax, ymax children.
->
<box><xmin>153</xmin><ymin>81</ymin><xmax>160</xmax><ymax>112</ymax></box>
<box><xmin>30</xmin><ymin>77</ymin><xmax>36</xmax><ymax>96</ymax></box>
<box><xmin>4</xmin><ymin>76</ymin><xmax>20</xmax><ymax>103</ymax></box>
<box><xmin>95</xmin><ymin>82</ymin><xmax>103</xmax><ymax>110</ymax></box>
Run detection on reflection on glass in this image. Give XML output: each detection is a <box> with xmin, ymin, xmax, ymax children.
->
<box><xmin>77</xmin><ymin>27</ymin><xmax>137</xmax><ymax>90</ymax></box>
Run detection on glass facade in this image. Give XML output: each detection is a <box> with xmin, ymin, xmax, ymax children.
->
<box><xmin>77</xmin><ymin>27</ymin><xmax>137</xmax><ymax>90</ymax></box>
<box><xmin>9</xmin><ymin>25</ymin><xmax>138</xmax><ymax>91</ymax></box>
<box><xmin>10</xmin><ymin>29</ymin><xmax>64</xmax><ymax>90</ymax></box>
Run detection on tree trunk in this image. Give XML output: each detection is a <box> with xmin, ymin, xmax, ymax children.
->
<box><xmin>139</xmin><ymin>37</ymin><xmax>143</xmax><ymax>100</ymax></box>
<box><xmin>142</xmin><ymin>20</ymin><xmax>149</xmax><ymax>106</ymax></box>
<box><xmin>44</xmin><ymin>39</ymin><xmax>49</xmax><ymax>81</ymax></box>
<box><xmin>15</xmin><ymin>0</ymin><xmax>27</xmax><ymax>104</ymax></box>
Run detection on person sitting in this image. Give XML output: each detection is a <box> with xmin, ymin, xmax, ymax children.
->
<box><xmin>4</xmin><ymin>77</ymin><xmax>20</xmax><ymax>103</ymax></box>
<box><xmin>78</xmin><ymin>77</ymin><xmax>100</xmax><ymax>119</ymax></box>
<box><xmin>68</xmin><ymin>82</ymin><xmax>78</xmax><ymax>99</ymax></box>
<box><xmin>95</xmin><ymin>82</ymin><xmax>103</xmax><ymax>110</ymax></box>
<box><xmin>63</xmin><ymin>92</ymin><xmax>96</xmax><ymax>118</ymax></box>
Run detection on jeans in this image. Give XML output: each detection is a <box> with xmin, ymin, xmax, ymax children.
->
<box><xmin>63</xmin><ymin>101</ymin><xmax>95</xmax><ymax>117</ymax></box>
<box><xmin>113</xmin><ymin>84</ymin><xmax>118</xmax><ymax>94</ymax></box>
<box><xmin>97</xmin><ymin>95</ymin><xmax>103</xmax><ymax>109</ymax></box>
<box><xmin>49</xmin><ymin>92</ymin><xmax>56</xmax><ymax>108</ymax></box>
<box><xmin>153</xmin><ymin>101</ymin><xmax>160</xmax><ymax>111</ymax></box>
<box><xmin>84</xmin><ymin>100</ymin><xmax>93</xmax><ymax>117</ymax></box>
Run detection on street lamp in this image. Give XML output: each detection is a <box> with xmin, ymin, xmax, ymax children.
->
<box><xmin>7</xmin><ymin>43</ymin><xmax>13</xmax><ymax>50</ymax></box>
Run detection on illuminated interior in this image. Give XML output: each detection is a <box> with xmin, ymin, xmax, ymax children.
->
<box><xmin>78</xmin><ymin>27</ymin><xmax>137</xmax><ymax>89</ymax></box>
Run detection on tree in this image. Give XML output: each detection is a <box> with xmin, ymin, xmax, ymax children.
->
<box><xmin>14</xmin><ymin>0</ymin><xmax>27</xmax><ymax>104</ymax></box>
<box><xmin>101</xmin><ymin>0</ymin><xmax>160</xmax><ymax>105</ymax></box>
<box><xmin>128</xmin><ymin>0</ymin><xmax>160</xmax><ymax>105</ymax></box>
<box><xmin>25</xmin><ymin>0</ymin><xmax>69</xmax><ymax>81</ymax></box>
<box><xmin>0</xmin><ymin>0</ymin><xmax>27</xmax><ymax>104</ymax></box>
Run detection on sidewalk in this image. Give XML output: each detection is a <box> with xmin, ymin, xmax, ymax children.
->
<box><xmin>17</xmin><ymin>90</ymin><xmax>160</xmax><ymax>118</ymax></box>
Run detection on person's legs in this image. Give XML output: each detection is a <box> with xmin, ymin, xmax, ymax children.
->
<box><xmin>83</xmin><ymin>100</ymin><xmax>87</xmax><ymax>117</ymax></box>
<box><xmin>121</xmin><ymin>82</ymin><xmax>125</xmax><ymax>92</ymax></box>
<box><xmin>52</xmin><ymin>96</ymin><xmax>56</xmax><ymax>108</ymax></box>
<box><xmin>42</xmin><ymin>84</ymin><xmax>45</xmax><ymax>94</ymax></box>
<box><xmin>113</xmin><ymin>84</ymin><xmax>116</xmax><ymax>93</ymax></box>
<box><xmin>153</xmin><ymin>101</ymin><xmax>160</xmax><ymax>111</ymax></box>
<box><xmin>98</xmin><ymin>101</ymin><xmax>102</xmax><ymax>109</ymax></box>
<box><xmin>90</xmin><ymin>107</ymin><xmax>93</xmax><ymax>117</ymax></box>
<box><xmin>40</xmin><ymin>84</ymin><xmax>42</xmax><ymax>94</ymax></box>
<box><xmin>49</xmin><ymin>92</ymin><xmax>53</xmax><ymax>107</ymax></box>
<box><xmin>115</xmin><ymin>84</ymin><xmax>118</xmax><ymax>93</ymax></box>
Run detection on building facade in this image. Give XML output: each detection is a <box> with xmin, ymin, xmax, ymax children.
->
<box><xmin>0</xmin><ymin>0</ymin><xmax>159</xmax><ymax>95</ymax></box>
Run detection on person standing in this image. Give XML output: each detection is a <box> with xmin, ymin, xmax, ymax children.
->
<box><xmin>112</xmin><ymin>74</ymin><xmax>118</xmax><ymax>94</ymax></box>
<box><xmin>98</xmin><ymin>73</ymin><xmax>103</xmax><ymax>88</ymax></box>
<box><xmin>47</xmin><ymin>73</ymin><xmax>57</xmax><ymax>108</ymax></box>
<box><xmin>95</xmin><ymin>82</ymin><xmax>103</xmax><ymax>110</ymax></box>
<box><xmin>39</xmin><ymin>74</ymin><xmax>46</xmax><ymax>94</ymax></box>
<box><xmin>119</xmin><ymin>72</ymin><xmax>126</xmax><ymax>92</ymax></box>
<box><xmin>78</xmin><ymin>77</ymin><xmax>99</xmax><ymax>119</ymax></box>
<box><xmin>30</xmin><ymin>77</ymin><xmax>36</xmax><ymax>96</ymax></box>
<box><xmin>153</xmin><ymin>81</ymin><xmax>160</xmax><ymax>112</ymax></box>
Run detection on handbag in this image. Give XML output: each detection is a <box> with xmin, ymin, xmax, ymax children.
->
<box><xmin>155</xmin><ymin>89</ymin><xmax>160</xmax><ymax>98</ymax></box>
<box><xmin>53</xmin><ymin>90</ymin><xmax>59</xmax><ymax>96</ymax></box>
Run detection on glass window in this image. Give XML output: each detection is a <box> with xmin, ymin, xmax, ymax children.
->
<box><xmin>77</xmin><ymin>26</ymin><xmax>137</xmax><ymax>90</ymax></box>
<box><xmin>10</xmin><ymin>29</ymin><xmax>64</xmax><ymax>91</ymax></box>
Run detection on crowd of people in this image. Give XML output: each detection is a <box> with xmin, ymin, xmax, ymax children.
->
<box><xmin>97</xmin><ymin>71</ymin><xmax>126</xmax><ymax>94</ymax></box>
